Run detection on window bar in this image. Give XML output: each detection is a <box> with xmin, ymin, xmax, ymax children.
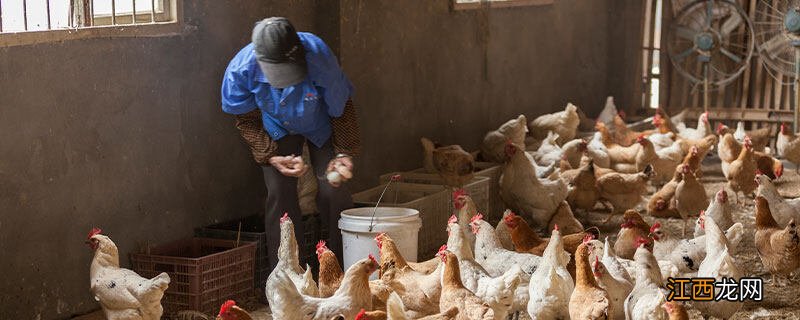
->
<box><xmin>150</xmin><ymin>0</ymin><xmax>155</xmax><ymax>23</ymax></box>
<box><xmin>111</xmin><ymin>0</ymin><xmax>116</xmax><ymax>25</ymax></box>
<box><xmin>87</xmin><ymin>0</ymin><xmax>93</xmax><ymax>27</ymax></box>
<box><xmin>0</xmin><ymin>0</ymin><xmax>4</xmax><ymax>32</ymax></box>
<box><xmin>22</xmin><ymin>0</ymin><xmax>28</xmax><ymax>30</ymax></box>
<box><xmin>131</xmin><ymin>0</ymin><xmax>136</xmax><ymax>24</ymax></box>
<box><xmin>46</xmin><ymin>0</ymin><xmax>51</xmax><ymax>29</ymax></box>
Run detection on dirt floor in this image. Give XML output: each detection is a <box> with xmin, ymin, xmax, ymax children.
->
<box><xmin>74</xmin><ymin>156</ymin><xmax>800</xmax><ymax>320</ymax></box>
<box><xmin>573</xmin><ymin>155</ymin><xmax>800</xmax><ymax>320</ymax></box>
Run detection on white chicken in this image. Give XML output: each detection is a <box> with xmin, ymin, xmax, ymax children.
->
<box><xmin>756</xmin><ymin>173</ymin><xmax>800</xmax><ymax>226</ymax></box>
<box><xmin>650</xmin><ymin>221</ymin><xmax>744</xmax><ymax>274</ymax></box>
<box><xmin>648</xmin><ymin>131</ymin><xmax>677</xmax><ymax>152</ymax></box>
<box><xmin>87</xmin><ymin>228</ymin><xmax>170</xmax><ymax>320</ymax></box>
<box><xmin>586</xmin><ymin>131</ymin><xmax>612</xmax><ymax>168</ymax></box>
<box><xmin>529</xmin><ymin>102</ymin><xmax>580</xmax><ymax>145</ymax></box>
<box><xmin>652</xmin><ymin>139</ymin><xmax>686</xmax><ymax>185</ymax></box>
<box><xmin>385</xmin><ymin>291</ymin><xmax>459</xmax><ymax>320</ymax></box>
<box><xmin>532</xmin><ymin>131</ymin><xmax>562</xmax><ymax>167</ymax></box>
<box><xmin>481</xmin><ymin>114</ymin><xmax>528</xmax><ymax>163</ymax></box>
<box><xmin>692</xmin><ymin>216</ymin><xmax>744</xmax><ymax>319</ymax></box>
<box><xmin>534</xmin><ymin>135</ymin><xmax>586</xmax><ymax>168</ymax></box>
<box><xmin>445</xmin><ymin>217</ymin><xmax>522</xmax><ymax>318</ymax></box>
<box><xmin>273</xmin><ymin>256</ymin><xmax>377</xmax><ymax>320</ymax></box>
<box><xmin>597</xmin><ymin>96</ymin><xmax>618</xmax><ymax>126</ymax></box>
<box><xmin>601</xmin><ymin>237</ymin><xmax>634</xmax><ymax>284</ymax></box>
<box><xmin>733</xmin><ymin>121</ymin><xmax>747</xmax><ymax>142</ymax></box>
<box><xmin>591</xmin><ymin>252</ymin><xmax>632</xmax><ymax>320</ymax></box>
<box><xmin>266</xmin><ymin>213</ymin><xmax>319</xmax><ymax>314</ymax></box>
<box><xmin>693</xmin><ymin>189</ymin><xmax>734</xmax><ymax>238</ymax></box>
<box><xmin>624</xmin><ymin>238</ymin><xmax>668</xmax><ymax>320</ymax></box>
<box><xmin>676</xmin><ymin>111</ymin><xmax>712</xmax><ymax>140</ymax></box>
<box><xmin>526</xmin><ymin>226</ymin><xmax>574</xmax><ymax>320</ymax></box>
<box><xmin>500</xmin><ymin>142</ymin><xmax>568</xmax><ymax>229</ymax></box>
<box><xmin>470</xmin><ymin>214</ymin><xmax>542</xmax><ymax>280</ymax></box>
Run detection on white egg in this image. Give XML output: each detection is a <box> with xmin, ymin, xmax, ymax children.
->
<box><xmin>335</xmin><ymin>164</ymin><xmax>353</xmax><ymax>179</ymax></box>
<box><xmin>327</xmin><ymin>171</ymin><xmax>343</xmax><ymax>184</ymax></box>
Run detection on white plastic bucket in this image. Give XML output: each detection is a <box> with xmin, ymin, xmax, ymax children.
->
<box><xmin>338</xmin><ymin>207</ymin><xmax>422</xmax><ymax>279</ymax></box>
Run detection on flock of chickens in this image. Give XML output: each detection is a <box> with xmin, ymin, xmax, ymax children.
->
<box><xmin>85</xmin><ymin>98</ymin><xmax>800</xmax><ymax>320</ymax></box>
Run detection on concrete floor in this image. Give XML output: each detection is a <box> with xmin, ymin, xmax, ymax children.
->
<box><xmin>73</xmin><ymin>156</ymin><xmax>800</xmax><ymax>320</ymax></box>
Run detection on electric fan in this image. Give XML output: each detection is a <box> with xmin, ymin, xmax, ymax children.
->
<box><xmin>754</xmin><ymin>0</ymin><xmax>800</xmax><ymax>131</ymax></box>
<box><xmin>666</xmin><ymin>0</ymin><xmax>755</xmax><ymax>112</ymax></box>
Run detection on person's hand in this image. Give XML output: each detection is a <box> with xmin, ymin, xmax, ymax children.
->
<box><xmin>326</xmin><ymin>154</ymin><xmax>354</xmax><ymax>187</ymax></box>
<box><xmin>269</xmin><ymin>155</ymin><xmax>308</xmax><ymax>177</ymax></box>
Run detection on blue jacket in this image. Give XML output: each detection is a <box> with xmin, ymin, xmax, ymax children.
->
<box><xmin>221</xmin><ymin>32</ymin><xmax>354</xmax><ymax>148</ymax></box>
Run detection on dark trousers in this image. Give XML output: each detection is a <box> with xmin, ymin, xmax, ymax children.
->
<box><xmin>263</xmin><ymin>135</ymin><xmax>352</xmax><ymax>272</ymax></box>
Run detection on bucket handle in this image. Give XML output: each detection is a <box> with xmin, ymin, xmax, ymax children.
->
<box><xmin>369</xmin><ymin>174</ymin><xmax>402</xmax><ymax>232</ymax></box>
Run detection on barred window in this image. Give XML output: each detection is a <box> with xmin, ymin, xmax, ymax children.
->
<box><xmin>452</xmin><ymin>0</ymin><xmax>554</xmax><ymax>10</ymax></box>
<box><xmin>0</xmin><ymin>0</ymin><xmax>181</xmax><ymax>46</ymax></box>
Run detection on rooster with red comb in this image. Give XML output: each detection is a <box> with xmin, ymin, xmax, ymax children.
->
<box><xmin>266</xmin><ymin>210</ymin><xmax>319</xmax><ymax>311</ymax></box>
<box><xmin>216</xmin><ymin>300</ymin><xmax>253</xmax><ymax>320</ymax></box>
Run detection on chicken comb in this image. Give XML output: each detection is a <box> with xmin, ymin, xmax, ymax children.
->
<box><xmin>593</xmin><ymin>256</ymin><xmax>601</xmax><ymax>271</ymax></box>
<box><xmin>280</xmin><ymin>212</ymin><xmax>290</xmax><ymax>224</ymax></box>
<box><xmin>368</xmin><ymin>254</ymin><xmax>377</xmax><ymax>266</ymax></box>
<box><xmin>452</xmin><ymin>189</ymin><xmax>467</xmax><ymax>201</ymax></box>
<box><xmin>502</xmin><ymin>212</ymin><xmax>517</xmax><ymax>227</ymax></box>
<box><xmin>776</xmin><ymin>163</ymin><xmax>784</xmax><ymax>178</ymax></box>
<box><xmin>636</xmin><ymin>134</ymin><xmax>646</xmax><ymax>142</ymax></box>
<box><xmin>635</xmin><ymin>236</ymin><xmax>650</xmax><ymax>247</ymax></box>
<box><xmin>662</xmin><ymin>301</ymin><xmax>675</xmax><ymax>313</ymax></box>
<box><xmin>390</xmin><ymin>174</ymin><xmax>402</xmax><ymax>182</ymax></box>
<box><xmin>438</xmin><ymin>244</ymin><xmax>448</xmax><ymax>254</ymax></box>
<box><xmin>355</xmin><ymin>309</ymin><xmax>367</xmax><ymax>320</ymax></box>
<box><xmin>702</xmin><ymin>111</ymin><xmax>709</xmax><ymax>119</ymax></box>
<box><xmin>717</xmin><ymin>190</ymin><xmax>728</xmax><ymax>202</ymax></box>
<box><xmin>470</xmin><ymin>213</ymin><xmax>484</xmax><ymax>223</ymax></box>
<box><xmin>755</xmin><ymin>169</ymin><xmax>763</xmax><ymax>176</ymax></box>
<box><xmin>374</xmin><ymin>233</ymin><xmax>386</xmax><ymax>248</ymax></box>
<box><xmin>445</xmin><ymin>215</ymin><xmax>457</xmax><ymax>225</ymax></box>
<box><xmin>316</xmin><ymin>240</ymin><xmax>328</xmax><ymax>252</ymax></box>
<box><xmin>553</xmin><ymin>224</ymin><xmax>559</xmax><ymax>231</ymax></box>
<box><xmin>698</xmin><ymin>211</ymin><xmax>706</xmax><ymax>229</ymax></box>
<box><xmin>218</xmin><ymin>300</ymin><xmax>236</xmax><ymax>317</ymax></box>
<box><xmin>618</xmin><ymin>110</ymin><xmax>627</xmax><ymax>119</ymax></box>
<box><xmin>87</xmin><ymin>227</ymin><xmax>102</xmax><ymax>240</ymax></box>
<box><xmin>781</xmin><ymin>123</ymin><xmax>788</xmax><ymax>133</ymax></box>
<box><xmin>504</xmin><ymin>141</ymin><xmax>518</xmax><ymax>156</ymax></box>
<box><xmin>582</xmin><ymin>233</ymin><xmax>593</xmax><ymax>244</ymax></box>
<box><xmin>649</xmin><ymin>222</ymin><xmax>661</xmax><ymax>233</ymax></box>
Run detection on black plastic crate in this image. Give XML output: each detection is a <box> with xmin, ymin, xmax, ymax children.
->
<box><xmin>196</xmin><ymin>215</ymin><xmax>268</xmax><ymax>302</ymax></box>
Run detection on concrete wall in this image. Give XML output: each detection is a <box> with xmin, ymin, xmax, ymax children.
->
<box><xmin>0</xmin><ymin>1</ymin><xmax>323</xmax><ymax>318</ymax></box>
<box><xmin>339</xmin><ymin>0</ymin><xmax>622</xmax><ymax>188</ymax></box>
